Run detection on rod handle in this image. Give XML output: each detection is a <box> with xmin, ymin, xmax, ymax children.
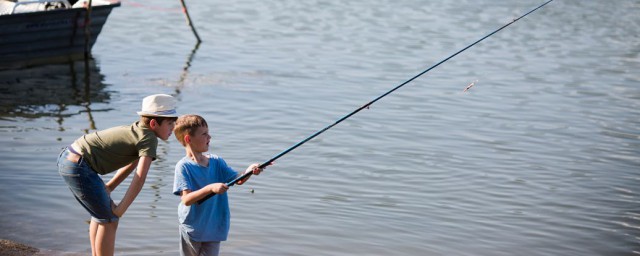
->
<box><xmin>195</xmin><ymin>175</ymin><xmax>245</xmax><ymax>205</ymax></box>
<box><xmin>197</xmin><ymin>162</ymin><xmax>269</xmax><ymax>204</ymax></box>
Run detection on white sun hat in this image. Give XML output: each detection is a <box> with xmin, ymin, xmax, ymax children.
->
<box><xmin>136</xmin><ymin>94</ymin><xmax>178</xmax><ymax>117</ymax></box>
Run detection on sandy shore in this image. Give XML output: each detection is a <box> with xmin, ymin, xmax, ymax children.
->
<box><xmin>0</xmin><ymin>239</ymin><xmax>86</xmax><ymax>256</ymax></box>
<box><xmin>0</xmin><ymin>239</ymin><xmax>38</xmax><ymax>256</ymax></box>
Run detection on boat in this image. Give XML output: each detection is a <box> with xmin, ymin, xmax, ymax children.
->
<box><xmin>0</xmin><ymin>0</ymin><xmax>120</xmax><ymax>69</ymax></box>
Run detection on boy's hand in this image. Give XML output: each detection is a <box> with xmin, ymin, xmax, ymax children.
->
<box><xmin>209</xmin><ymin>183</ymin><xmax>228</xmax><ymax>194</ymax></box>
<box><xmin>249</xmin><ymin>163</ymin><xmax>262</xmax><ymax>175</ymax></box>
<box><xmin>111</xmin><ymin>200</ymin><xmax>121</xmax><ymax>217</ymax></box>
<box><xmin>105</xmin><ymin>184</ymin><xmax>113</xmax><ymax>196</ymax></box>
<box><xmin>237</xmin><ymin>163</ymin><xmax>262</xmax><ymax>185</ymax></box>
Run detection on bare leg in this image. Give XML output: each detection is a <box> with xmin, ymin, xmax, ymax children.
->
<box><xmin>90</xmin><ymin>220</ymin><xmax>98</xmax><ymax>256</ymax></box>
<box><xmin>94</xmin><ymin>221</ymin><xmax>119</xmax><ymax>256</ymax></box>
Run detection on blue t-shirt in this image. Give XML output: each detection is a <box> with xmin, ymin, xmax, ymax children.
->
<box><xmin>173</xmin><ymin>154</ymin><xmax>238</xmax><ymax>242</ymax></box>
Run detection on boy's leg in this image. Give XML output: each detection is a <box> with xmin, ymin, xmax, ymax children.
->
<box><xmin>180</xmin><ymin>239</ymin><xmax>220</xmax><ymax>256</ymax></box>
<box><xmin>94</xmin><ymin>220</ymin><xmax>119</xmax><ymax>256</ymax></box>
<box><xmin>200</xmin><ymin>242</ymin><xmax>220</xmax><ymax>256</ymax></box>
<box><xmin>90</xmin><ymin>221</ymin><xmax>97</xmax><ymax>256</ymax></box>
<box><xmin>58</xmin><ymin>148</ymin><xmax>120</xmax><ymax>255</ymax></box>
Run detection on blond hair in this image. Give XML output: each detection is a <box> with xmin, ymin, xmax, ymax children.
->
<box><xmin>174</xmin><ymin>114</ymin><xmax>208</xmax><ymax>146</ymax></box>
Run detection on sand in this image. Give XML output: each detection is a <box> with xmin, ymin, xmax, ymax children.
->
<box><xmin>0</xmin><ymin>239</ymin><xmax>38</xmax><ymax>256</ymax></box>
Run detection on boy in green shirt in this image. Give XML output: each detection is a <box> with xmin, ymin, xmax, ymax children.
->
<box><xmin>57</xmin><ymin>94</ymin><xmax>178</xmax><ymax>256</ymax></box>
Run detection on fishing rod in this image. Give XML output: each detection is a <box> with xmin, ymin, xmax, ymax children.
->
<box><xmin>199</xmin><ymin>0</ymin><xmax>554</xmax><ymax>204</ymax></box>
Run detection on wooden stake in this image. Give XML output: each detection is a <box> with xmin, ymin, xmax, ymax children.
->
<box><xmin>84</xmin><ymin>0</ymin><xmax>93</xmax><ymax>59</ymax></box>
<box><xmin>179</xmin><ymin>0</ymin><xmax>202</xmax><ymax>42</ymax></box>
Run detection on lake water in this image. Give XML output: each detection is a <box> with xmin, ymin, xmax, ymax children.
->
<box><xmin>1</xmin><ymin>0</ymin><xmax>639</xmax><ymax>255</ymax></box>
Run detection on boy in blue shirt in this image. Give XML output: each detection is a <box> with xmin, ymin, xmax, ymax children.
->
<box><xmin>172</xmin><ymin>114</ymin><xmax>263</xmax><ymax>256</ymax></box>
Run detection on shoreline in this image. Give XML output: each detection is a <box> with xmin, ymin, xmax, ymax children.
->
<box><xmin>0</xmin><ymin>239</ymin><xmax>38</xmax><ymax>256</ymax></box>
<box><xmin>0</xmin><ymin>239</ymin><xmax>86</xmax><ymax>256</ymax></box>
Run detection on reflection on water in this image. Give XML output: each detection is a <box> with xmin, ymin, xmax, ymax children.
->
<box><xmin>0</xmin><ymin>57</ymin><xmax>115</xmax><ymax>254</ymax></box>
<box><xmin>0</xmin><ymin>57</ymin><xmax>112</xmax><ymax>132</ymax></box>
<box><xmin>174</xmin><ymin>41</ymin><xmax>201</xmax><ymax>95</ymax></box>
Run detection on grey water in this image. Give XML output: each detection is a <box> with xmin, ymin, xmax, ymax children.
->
<box><xmin>1</xmin><ymin>0</ymin><xmax>639</xmax><ymax>255</ymax></box>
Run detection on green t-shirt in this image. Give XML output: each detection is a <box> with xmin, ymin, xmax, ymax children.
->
<box><xmin>74</xmin><ymin>121</ymin><xmax>158</xmax><ymax>175</ymax></box>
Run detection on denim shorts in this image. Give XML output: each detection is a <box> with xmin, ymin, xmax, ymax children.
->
<box><xmin>57</xmin><ymin>148</ymin><xmax>119</xmax><ymax>223</ymax></box>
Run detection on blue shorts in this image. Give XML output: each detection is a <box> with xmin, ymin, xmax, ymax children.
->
<box><xmin>57</xmin><ymin>148</ymin><xmax>119</xmax><ymax>223</ymax></box>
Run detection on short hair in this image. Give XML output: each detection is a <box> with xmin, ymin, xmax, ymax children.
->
<box><xmin>174</xmin><ymin>114</ymin><xmax>209</xmax><ymax>146</ymax></box>
<box><xmin>140</xmin><ymin>116</ymin><xmax>178</xmax><ymax>127</ymax></box>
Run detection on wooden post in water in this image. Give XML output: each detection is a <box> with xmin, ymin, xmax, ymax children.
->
<box><xmin>179</xmin><ymin>0</ymin><xmax>202</xmax><ymax>42</ymax></box>
<box><xmin>83</xmin><ymin>0</ymin><xmax>93</xmax><ymax>102</ymax></box>
<box><xmin>83</xmin><ymin>0</ymin><xmax>93</xmax><ymax>59</ymax></box>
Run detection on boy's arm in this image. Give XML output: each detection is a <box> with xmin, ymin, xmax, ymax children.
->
<box><xmin>196</xmin><ymin>163</ymin><xmax>266</xmax><ymax>205</ymax></box>
<box><xmin>180</xmin><ymin>183</ymin><xmax>228</xmax><ymax>206</ymax></box>
<box><xmin>112</xmin><ymin>156</ymin><xmax>152</xmax><ymax>217</ymax></box>
<box><xmin>105</xmin><ymin>159</ymin><xmax>139</xmax><ymax>192</ymax></box>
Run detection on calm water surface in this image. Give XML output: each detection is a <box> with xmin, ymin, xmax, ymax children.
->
<box><xmin>1</xmin><ymin>0</ymin><xmax>639</xmax><ymax>255</ymax></box>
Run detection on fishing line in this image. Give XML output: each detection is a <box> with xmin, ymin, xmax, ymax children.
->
<box><xmin>199</xmin><ymin>0</ymin><xmax>554</xmax><ymax>204</ymax></box>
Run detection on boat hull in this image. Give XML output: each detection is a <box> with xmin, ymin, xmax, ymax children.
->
<box><xmin>0</xmin><ymin>2</ymin><xmax>120</xmax><ymax>69</ymax></box>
